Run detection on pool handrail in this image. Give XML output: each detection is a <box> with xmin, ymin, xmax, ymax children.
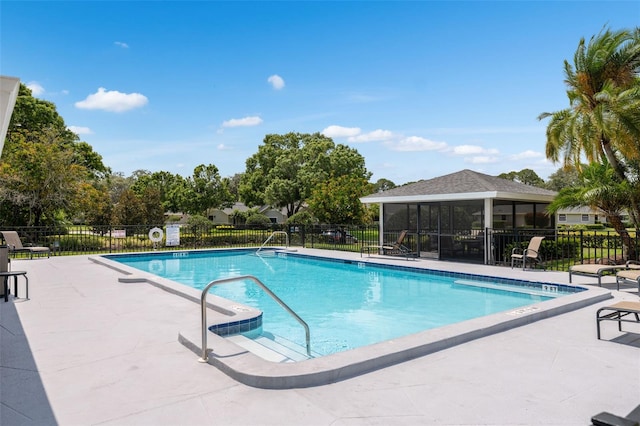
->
<box><xmin>256</xmin><ymin>231</ymin><xmax>289</xmax><ymax>254</ymax></box>
<box><xmin>198</xmin><ymin>274</ymin><xmax>311</xmax><ymax>362</ymax></box>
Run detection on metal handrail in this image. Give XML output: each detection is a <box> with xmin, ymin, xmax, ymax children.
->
<box><xmin>256</xmin><ymin>231</ymin><xmax>289</xmax><ymax>254</ymax></box>
<box><xmin>198</xmin><ymin>275</ymin><xmax>311</xmax><ymax>362</ymax></box>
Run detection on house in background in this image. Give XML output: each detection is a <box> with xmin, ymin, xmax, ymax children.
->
<box><xmin>556</xmin><ymin>207</ymin><xmax>630</xmax><ymax>227</ymax></box>
<box><xmin>207</xmin><ymin>202</ymin><xmax>287</xmax><ymax>225</ymax></box>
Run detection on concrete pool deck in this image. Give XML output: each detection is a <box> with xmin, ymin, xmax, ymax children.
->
<box><xmin>2</xmin><ymin>249</ymin><xmax>639</xmax><ymax>425</ymax></box>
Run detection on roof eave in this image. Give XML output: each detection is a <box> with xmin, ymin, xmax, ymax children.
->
<box><xmin>360</xmin><ymin>191</ymin><xmax>556</xmax><ymax>204</ymax></box>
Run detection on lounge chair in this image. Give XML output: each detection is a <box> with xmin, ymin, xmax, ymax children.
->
<box><xmin>1</xmin><ymin>231</ymin><xmax>50</xmax><ymax>259</ymax></box>
<box><xmin>361</xmin><ymin>230</ymin><xmax>415</xmax><ymax>259</ymax></box>
<box><xmin>615</xmin><ymin>263</ymin><xmax>640</xmax><ymax>292</ymax></box>
<box><xmin>592</xmin><ymin>403</ymin><xmax>640</xmax><ymax>426</ymax></box>
<box><xmin>568</xmin><ymin>259</ymin><xmax>631</xmax><ymax>287</ymax></box>
<box><xmin>510</xmin><ymin>236</ymin><xmax>544</xmax><ymax>270</ymax></box>
<box><xmin>596</xmin><ymin>300</ymin><xmax>640</xmax><ymax>340</ymax></box>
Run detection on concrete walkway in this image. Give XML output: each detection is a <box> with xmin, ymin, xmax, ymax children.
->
<box><xmin>1</xmin><ymin>251</ymin><xmax>639</xmax><ymax>425</ymax></box>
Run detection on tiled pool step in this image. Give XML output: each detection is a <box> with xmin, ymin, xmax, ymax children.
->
<box><xmin>226</xmin><ymin>332</ymin><xmax>315</xmax><ymax>363</ymax></box>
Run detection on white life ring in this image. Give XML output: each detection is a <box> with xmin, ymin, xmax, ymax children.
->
<box><xmin>149</xmin><ymin>227</ymin><xmax>164</xmax><ymax>243</ymax></box>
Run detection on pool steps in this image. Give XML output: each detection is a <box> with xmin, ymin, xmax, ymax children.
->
<box><xmin>226</xmin><ymin>333</ymin><xmax>312</xmax><ymax>363</ymax></box>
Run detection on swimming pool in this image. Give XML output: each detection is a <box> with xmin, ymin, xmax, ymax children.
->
<box><xmin>107</xmin><ymin>249</ymin><xmax>584</xmax><ymax>357</ymax></box>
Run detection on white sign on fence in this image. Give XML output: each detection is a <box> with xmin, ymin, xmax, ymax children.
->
<box><xmin>166</xmin><ymin>224</ymin><xmax>180</xmax><ymax>246</ymax></box>
<box><xmin>113</xmin><ymin>229</ymin><xmax>126</xmax><ymax>238</ymax></box>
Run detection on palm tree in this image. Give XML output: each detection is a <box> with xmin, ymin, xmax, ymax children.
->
<box><xmin>547</xmin><ymin>162</ymin><xmax>636</xmax><ymax>260</ymax></box>
<box><xmin>539</xmin><ymin>27</ymin><xmax>640</xmax><ymax>226</ymax></box>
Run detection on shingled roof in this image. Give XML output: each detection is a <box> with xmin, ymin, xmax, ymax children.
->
<box><xmin>361</xmin><ymin>169</ymin><xmax>557</xmax><ymax>202</ymax></box>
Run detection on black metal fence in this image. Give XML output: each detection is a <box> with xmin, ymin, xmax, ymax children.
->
<box><xmin>0</xmin><ymin>224</ymin><xmax>376</xmax><ymax>255</ymax></box>
<box><xmin>1</xmin><ymin>224</ymin><xmax>637</xmax><ymax>272</ymax></box>
<box><xmin>489</xmin><ymin>228</ymin><xmax>638</xmax><ymax>270</ymax></box>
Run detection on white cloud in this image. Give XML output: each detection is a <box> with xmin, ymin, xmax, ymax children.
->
<box><xmin>114</xmin><ymin>41</ymin><xmax>129</xmax><ymax>48</ymax></box>
<box><xmin>387</xmin><ymin>136</ymin><xmax>448</xmax><ymax>152</ymax></box>
<box><xmin>430</xmin><ymin>126</ymin><xmax>543</xmax><ymax>135</ymax></box>
<box><xmin>348</xmin><ymin>129</ymin><xmax>395</xmax><ymax>143</ymax></box>
<box><xmin>267</xmin><ymin>74</ymin><xmax>285</xmax><ymax>90</ymax></box>
<box><xmin>222</xmin><ymin>116</ymin><xmax>263</xmax><ymax>128</ymax></box>
<box><xmin>217</xmin><ymin>143</ymin><xmax>232</xmax><ymax>150</ymax></box>
<box><xmin>451</xmin><ymin>145</ymin><xmax>499</xmax><ymax>156</ymax></box>
<box><xmin>510</xmin><ymin>150</ymin><xmax>543</xmax><ymax>160</ymax></box>
<box><xmin>26</xmin><ymin>81</ymin><xmax>44</xmax><ymax>96</ymax></box>
<box><xmin>67</xmin><ymin>126</ymin><xmax>92</xmax><ymax>135</ymax></box>
<box><xmin>322</xmin><ymin>125</ymin><xmax>361</xmax><ymax>138</ymax></box>
<box><xmin>466</xmin><ymin>156</ymin><xmax>500</xmax><ymax>164</ymax></box>
<box><xmin>75</xmin><ymin>88</ymin><xmax>148</xmax><ymax>112</ymax></box>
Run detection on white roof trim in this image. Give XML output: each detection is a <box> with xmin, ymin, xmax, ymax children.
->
<box><xmin>0</xmin><ymin>76</ymin><xmax>20</xmax><ymax>156</ymax></box>
<box><xmin>361</xmin><ymin>191</ymin><xmax>555</xmax><ymax>204</ymax></box>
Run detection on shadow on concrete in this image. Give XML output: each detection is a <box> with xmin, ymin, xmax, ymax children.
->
<box><xmin>1</xmin><ymin>298</ymin><xmax>57</xmax><ymax>425</ymax></box>
<box><xmin>609</xmin><ymin>332</ymin><xmax>640</xmax><ymax>348</ymax></box>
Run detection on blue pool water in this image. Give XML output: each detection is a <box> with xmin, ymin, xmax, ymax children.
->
<box><xmin>109</xmin><ymin>249</ymin><xmax>581</xmax><ymax>356</ymax></box>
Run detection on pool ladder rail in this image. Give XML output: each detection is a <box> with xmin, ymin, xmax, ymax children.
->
<box><xmin>256</xmin><ymin>231</ymin><xmax>291</xmax><ymax>255</ymax></box>
<box><xmin>198</xmin><ymin>275</ymin><xmax>311</xmax><ymax>363</ymax></box>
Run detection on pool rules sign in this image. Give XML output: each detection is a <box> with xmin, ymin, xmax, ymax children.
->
<box><xmin>166</xmin><ymin>224</ymin><xmax>180</xmax><ymax>247</ymax></box>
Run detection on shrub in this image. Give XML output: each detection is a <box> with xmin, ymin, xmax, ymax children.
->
<box><xmin>246</xmin><ymin>214</ymin><xmax>272</xmax><ymax>229</ymax></box>
<box><xmin>585</xmin><ymin>223</ymin><xmax>605</xmax><ymax>230</ymax></box>
<box><xmin>185</xmin><ymin>215</ymin><xmax>214</xmax><ymax>247</ymax></box>
<box><xmin>55</xmin><ymin>235</ymin><xmax>104</xmax><ymax>252</ymax></box>
<box><xmin>286</xmin><ymin>211</ymin><xmax>317</xmax><ymax>225</ymax></box>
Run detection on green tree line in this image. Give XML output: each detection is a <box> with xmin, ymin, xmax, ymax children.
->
<box><xmin>0</xmin><ymin>86</ymin><xmax>376</xmax><ymax>228</ymax></box>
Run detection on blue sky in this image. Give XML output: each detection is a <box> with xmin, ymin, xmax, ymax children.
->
<box><xmin>2</xmin><ymin>1</ymin><xmax>639</xmax><ymax>185</ymax></box>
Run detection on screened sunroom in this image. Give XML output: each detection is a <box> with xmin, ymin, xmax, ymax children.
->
<box><xmin>360</xmin><ymin>169</ymin><xmax>558</xmax><ymax>264</ymax></box>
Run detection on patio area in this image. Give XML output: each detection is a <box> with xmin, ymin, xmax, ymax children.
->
<box><xmin>1</xmin><ymin>249</ymin><xmax>639</xmax><ymax>425</ymax></box>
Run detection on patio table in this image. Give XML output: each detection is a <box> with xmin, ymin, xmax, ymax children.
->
<box><xmin>1</xmin><ymin>270</ymin><xmax>28</xmax><ymax>302</ymax></box>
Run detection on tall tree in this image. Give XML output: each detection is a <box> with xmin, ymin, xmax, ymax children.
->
<box><xmin>77</xmin><ymin>182</ymin><xmax>113</xmax><ymax>231</ymax></box>
<box><xmin>140</xmin><ymin>187</ymin><xmax>165</xmax><ymax>226</ymax></box>
<box><xmin>539</xmin><ymin>27</ymin><xmax>640</xmax><ymax>225</ymax></box>
<box><xmin>372</xmin><ymin>178</ymin><xmax>396</xmax><ymax>193</ymax></box>
<box><xmin>497</xmin><ymin>169</ymin><xmax>545</xmax><ymax>187</ymax></box>
<box><xmin>0</xmin><ymin>127</ymin><xmax>86</xmax><ymax>226</ymax></box>
<box><xmin>106</xmin><ymin>172</ymin><xmax>134</xmax><ymax>204</ymax></box>
<box><xmin>112</xmin><ymin>189</ymin><xmax>144</xmax><ymax>226</ymax></box>
<box><xmin>240</xmin><ymin>132</ymin><xmax>370</xmax><ymax>217</ymax></box>
<box><xmin>544</xmin><ymin>167</ymin><xmax>581</xmax><ymax>191</ymax></box>
<box><xmin>227</xmin><ymin>173</ymin><xmax>243</xmax><ymax>201</ymax></box>
<box><xmin>1</xmin><ymin>84</ymin><xmax>110</xmax><ymax>226</ymax></box>
<box><xmin>6</xmin><ymin>84</ymin><xmax>109</xmax><ymax>180</ymax></box>
<box><xmin>547</xmin><ymin>162</ymin><xmax>636</xmax><ymax>260</ymax></box>
<box><xmin>131</xmin><ymin>170</ymin><xmax>186</xmax><ymax>213</ymax></box>
<box><xmin>182</xmin><ymin>164</ymin><xmax>234</xmax><ymax>215</ymax></box>
<box><xmin>308</xmin><ymin>174</ymin><xmax>373</xmax><ymax>225</ymax></box>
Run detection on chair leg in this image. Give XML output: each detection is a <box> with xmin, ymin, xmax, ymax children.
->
<box><xmin>618</xmin><ymin>312</ymin><xmax>623</xmax><ymax>332</ymax></box>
